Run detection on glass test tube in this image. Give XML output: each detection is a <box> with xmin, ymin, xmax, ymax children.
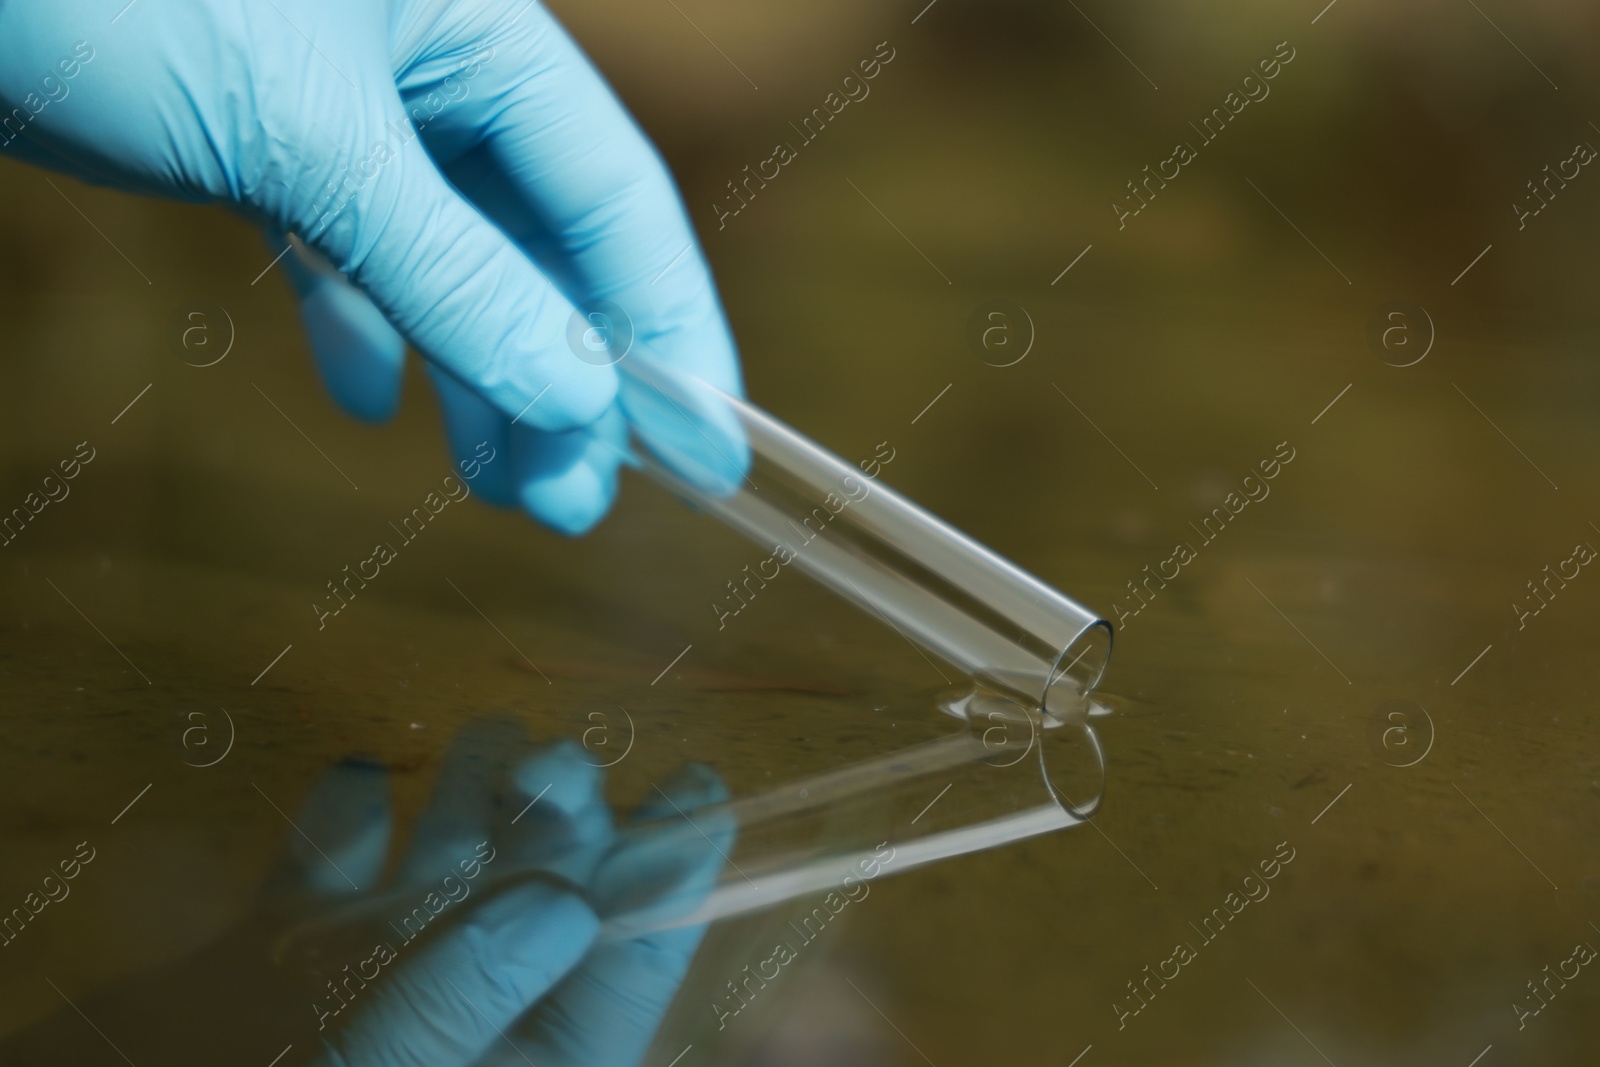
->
<box><xmin>618</xmin><ymin>355</ymin><xmax>1113</xmax><ymax>720</ymax></box>
<box><xmin>598</xmin><ymin>695</ymin><xmax>1109</xmax><ymax>940</ymax></box>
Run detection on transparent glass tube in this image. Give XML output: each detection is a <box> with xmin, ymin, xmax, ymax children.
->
<box><xmin>618</xmin><ymin>356</ymin><xmax>1113</xmax><ymax>719</ymax></box>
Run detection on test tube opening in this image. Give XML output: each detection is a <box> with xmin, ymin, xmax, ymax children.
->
<box><xmin>1041</xmin><ymin>620</ymin><xmax>1114</xmax><ymax>720</ymax></box>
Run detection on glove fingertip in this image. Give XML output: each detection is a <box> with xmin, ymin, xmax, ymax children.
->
<box><xmin>262</xmin><ymin>758</ymin><xmax>391</xmax><ymax>903</ymax></box>
<box><xmin>513</xmin><ymin>740</ymin><xmax>605</xmax><ymax>813</ymax></box>
<box><xmin>636</xmin><ymin>763</ymin><xmax>729</xmax><ymax>820</ymax></box>
<box><xmin>517</xmin><ymin>454</ymin><xmax>619</xmax><ymax>536</ymax></box>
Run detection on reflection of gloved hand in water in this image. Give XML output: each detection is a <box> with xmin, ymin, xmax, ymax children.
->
<box><xmin>283</xmin><ymin>720</ymin><xmax>731</xmax><ymax>1067</ymax></box>
<box><xmin>2</xmin><ymin>720</ymin><xmax>730</xmax><ymax>1067</ymax></box>
<box><xmin>0</xmin><ymin>0</ymin><xmax>742</xmax><ymax>533</ymax></box>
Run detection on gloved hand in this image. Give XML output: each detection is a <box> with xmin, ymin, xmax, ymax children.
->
<box><xmin>0</xmin><ymin>719</ymin><xmax>731</xmax><ymax>1067</ymax></box>
<box><xmin>0</xmin><ymin>0</ymin><xmax>742</xmax><ymax>533</ymax></box>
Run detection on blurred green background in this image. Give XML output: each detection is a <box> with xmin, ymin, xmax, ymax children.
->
<box><xmin>3</xmin><ymin>1</ymin><xmax>1600</xmax><ymax>1064</ymax></box>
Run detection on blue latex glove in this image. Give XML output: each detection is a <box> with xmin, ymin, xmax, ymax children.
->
<box><xmin>0</xmin><ymin>0</ymin><xmax>742</xmax><ymax>533</ymax></box>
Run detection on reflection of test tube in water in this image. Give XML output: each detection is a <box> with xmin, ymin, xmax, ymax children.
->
<box><xmin>603</xmin><ymin>355</ymin><xmax>1114</xmax><ymax>936</ymax></box>
<box><xmin>600</xmin><ymin>692</ymin><xmax>1109</xmax><ymax>939</ymax></box>
<box><xmin>267</xmin><ymin>693</ymin><xmax>1110</xmax><ymax>965</ymax></box>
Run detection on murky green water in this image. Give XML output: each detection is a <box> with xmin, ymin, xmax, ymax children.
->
<box><xmin>4</xmin><ymin>4</ymin><xmax>1600</xmax><ymax>1064</ymax></box>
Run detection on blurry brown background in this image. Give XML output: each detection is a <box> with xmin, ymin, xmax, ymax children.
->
<box><xmin>3</xmin><ymin>1</ymin><xmax>1600</xmax><ymax>1064</ymax></box>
